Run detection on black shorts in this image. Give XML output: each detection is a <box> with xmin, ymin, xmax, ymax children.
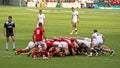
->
<box><xmin>6</xmin><ymin>32</ymin><xmax>14</xmax><ymax>37</ymax></box>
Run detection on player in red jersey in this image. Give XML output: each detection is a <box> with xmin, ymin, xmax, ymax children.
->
<box><xmin>32</xmin><ymin>23</ymin><xmax>48</xmax><ymax>59</ymax></box>
<box><xmin>15</xmin><ymin>41</ymin><xmax>36</xmax><ymax>55</ymax></box>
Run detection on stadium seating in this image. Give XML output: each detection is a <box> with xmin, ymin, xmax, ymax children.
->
<box><xmin>94</xmin><ymin>0</ymin><xmax>120</xmax><ymax>8</ymax></box>
<box><xmin>110</xmin><ymin>0</ymin><xmax>120</xmax><ymax>8</ymax></box>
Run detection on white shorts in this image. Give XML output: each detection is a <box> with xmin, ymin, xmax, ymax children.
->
<box><xmin>72</xmin><ymin>19</ymin><xmax>77</xmax><ymax>23</ymax></box>
<box><xmin>92</xmin><ymin>40</ymin><xmax>103</xmax><ymax>48</ymax></box>
<box><xmin>36</xmin><ymin>41</ymin><xmax>47</xmax><ymax>50</ymax></box>
<box><xmin>83</xmin><ymin>41</ymin><xmax>91</xmax><ymax>48</ymax></box>
<box><xmin>27</xmin><ymin>41</ymin><xmax>35</xmax><ymax>49</ymax></box>
<box><xmin>77</xmin><ymin>39</ymin><xmax>84</xmax><ymax>45</ymax></box>
<box><xmin>60</xmin><ymin>42</ymin><xmax>68</xmax><ymax>49</ymax></box>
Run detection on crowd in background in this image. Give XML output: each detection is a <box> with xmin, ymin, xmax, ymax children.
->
<box><xmin>24</xmin><ymin>0</ymin><xmax>120</xmax><ymax>8</ymax></box>
<box><xmin>1</xmin><ymin>0</ymin><xmax>120</xmax><ymax>8</ymax></box>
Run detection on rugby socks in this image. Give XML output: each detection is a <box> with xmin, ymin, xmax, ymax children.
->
<box><xmin>70</xmin><ymin>28</ymin><xmax>78</xmax><ymax>34</ymax></box>
<box><xmin>16</xmin><ymin>49</ymin><xmax>24</xmax><ymax>53</ymax></box>
<box><xmin>70</xmin><ymin>30</ymin><xmax>74</xmax><ymax>34</ymax></box>
<box><xmin>12</xmin><ymin>41</ymin><xmax>16</xmax><ymax>50</ymax></box>
<box><xmin>75</xmin><ymin>28</ymin><xmax>78</xmax><ymax>34</ymax></box>
<box><xmin>75</xmin><ymin>28</ymin><xmax>77</xmax><ymax>32</ymax></box>
<box><xmin>52</xmin><ymin>51</ymin><xmax>57</xmax><ymax>55</ymax></box>
<box><xmin>42</xmin><ymin>49</ymin><xmax>46</xmax><ymax>57</ymax></box>
<box><xmin>72</xmin><ymin>30</ymin><xmax>74</xmax><ymax>33</ymax></box>
<box><xmin>6</xmin><ymin>42</ymin><xmax>9</xmax><ymax>50</ymax></box>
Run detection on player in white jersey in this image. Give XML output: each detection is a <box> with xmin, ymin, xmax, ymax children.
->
<box><xmin>91</xmin><ymin>29</ymin><xmax>104</xmax><ymax>49</ymax></box>
<box><xmin>36</xmin><ymin>10</ymin><xmax>45</xmax><ymax>27</ymax></box>
<box><xmin>70</xmin><ymin>7</ymin><xmax>79</xmax><ymax>35</ymax></box>
<box><xmin>89</xmin><ymin>29</ymin><xmax>105</xmax><ymax>57</ymax></box>
<box><xmin>75</xmin><ymin>37</ymin><xmax>91</xmax><ymax>55</ymax></box>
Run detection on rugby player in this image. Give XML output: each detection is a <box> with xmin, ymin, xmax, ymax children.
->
<box><xmin>36</xmin><ymin>10</ymin><xmax>45</xmax><ymax>27</ymax></box>
<box><xmin>70</xmin><ymin>7</ymin><xmax>79</xmax><ymax>35</ymax></box>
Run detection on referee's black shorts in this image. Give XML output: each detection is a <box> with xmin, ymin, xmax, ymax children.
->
<box><xmin>6</xmin><ymin>32</ymin><xmax>14</xmax><ymax>37</ymax></box>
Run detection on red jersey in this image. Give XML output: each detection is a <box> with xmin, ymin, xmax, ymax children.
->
<box><xmin>45</xmin><ymin>40</ymin><xmax>53</xmax><ymax>48</ymax></box>
<box><xmin>34</xmin><ymin>27</ymin><xmax>44</xmax><ymax>41</ymax></box>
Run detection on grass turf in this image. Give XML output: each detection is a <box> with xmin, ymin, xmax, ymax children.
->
<box><xmin>0</xmin><ymin>6</ymin><xmax>120</xmax><ymax>68</ymax></box>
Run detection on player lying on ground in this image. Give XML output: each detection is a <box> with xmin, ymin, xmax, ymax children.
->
<box><xmin>15</xmin><ymin>41</ymin><xmax>36</xmax><ymax>55</ymax></box>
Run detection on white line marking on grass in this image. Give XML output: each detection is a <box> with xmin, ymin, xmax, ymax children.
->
<box><xmin>26</xmin><ymin>8</ymin><xmax>120</xmax><ymax>15</ymax></box>
<box><xmin>26</xmin><ymin>8</ymin><xmax>38</xmax><ymax>12</ymax></box>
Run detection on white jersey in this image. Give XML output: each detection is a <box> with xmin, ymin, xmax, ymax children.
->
<box><xmin>37</xmin><ymin>14</ymin><xmax>45</xmax><ymax>27</ymax></box>
<box><xmin>76</xmin><ymin>39</ymin><xmax>91</xmax><ymax>48</ymax></box>
<box><xmin>72</xmin><ymin>10</ymin><xmax>78</xmax><ymax>23</ymax></box>
<box><xmin>92</xmin><ymin>32</ymin><xmax>104</xmax><ymax>46</ymax></box>
<box><xmin>76</xmin><ymin>39</ymin><xmax>84</xmax><ymax>45</ymax></box>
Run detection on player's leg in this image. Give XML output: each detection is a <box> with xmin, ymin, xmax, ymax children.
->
<box><xmin>40</xmin><ymin>42</ymin><xmax>48</xmax><ymax>59</ymax></box>
<box><xmin>102</xmin><ymin>46</ymin><xmax>115</xmax><ymax>56</ymax></box>
<box><xmin>15</xmin><ymin>47</ymin><xmax>30</xmax><ymax>55</ymax></box>
<box><xmin>70</xmin><ymin>23</ymin><xmax>74</xmax><ymax>34</ymax></box>
<box><xmin>6</xmin><ymin>36</ymin><xmax>9</xmax><ymax>51</ymax></box>
<box><xmin>74</xmin><ymin>23</ymin><xmax>78</xmax><ymax>34</ymax></box>
<box><xmin>11</xmin><ymin>36</ymin><xmax>16</xmax><ymax>51</ymax></box>
<box><xmin>60</xmin><ymin>48</ymin><xmax>69</xmax><ymax>57</ymax></box>
<box><xmin>48</xmin><ymin>47</ymin><xmax>54</xmax><ymax>58</ymax></box>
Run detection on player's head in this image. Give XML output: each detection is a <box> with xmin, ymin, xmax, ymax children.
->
<box><xmin>8</xmin><ymin>16</ymin><xmax>12</xmax><ymax>22</ymax></box>
<box><xmin>93</xmin><ymin>29</ymin><xmax>98</xmax><ymax>33</ymax></box>
<box><xmin>38</xmin><ymin>23</ymin><xmax>42</xmax><ymax>27</ymax></box>
<box><xmin>39</xmin><ymin>10</ymin><xmax>42</xmax><ymax>14</ymax></box>
<box><xmin>71</xmin><ymin>7</ymin><xmax>75</xmax><ymax>12</ymax></box>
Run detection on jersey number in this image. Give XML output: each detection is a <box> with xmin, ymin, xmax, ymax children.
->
<box><xmin>36</xmin><ymin>30</ymin><xmax>40</xmax><ymax>34</ymax></box>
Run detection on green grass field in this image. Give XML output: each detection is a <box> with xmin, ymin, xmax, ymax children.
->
<box><xmin>0</xmin><ymin>6</ymin><xmax>120</xmax><ymax>68</ymax></box>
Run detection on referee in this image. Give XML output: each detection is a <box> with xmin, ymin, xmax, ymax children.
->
<box><xmin>3</xmin><ymin>16</ymin><xmax>16</xmax><ymax>51</ymax></box>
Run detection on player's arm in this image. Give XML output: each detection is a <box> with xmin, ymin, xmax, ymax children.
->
<box><xmin>36</xmin><ymin>14</ymin><xmax>39</xmax><ymax>26</ymax></box>
<box><xmin>32</xmin><ymin>34</ymin><xmax>35</xmax><ymax>42</ymax></box>
<box><xmin>43</xmin><ymin>32</ymin><xmax>46</xmax><ymax>41</ymax></box>
<box><xmin>91</xmin><ymin>36</ymin><xmax>93</xmax><ymax>42</ymax></box>
<box><xmin>3</xmin><ymin>28</ymin><xmax>6</xmax><ymax>36</ymax></box>
<box><xmin>13</xmin><ymin>23</ymin><xmax>16</xmax><ymax>35</ymax></box>
<box><xmin>77</xmin><ymin>14</ymin><xmax>79</xmax><ymax>23</ymax></box>
<box><xmin>43</xmin><ymin>18</ymin><xmax>45</xmax><ymax>26</ymax></box>
<box><xmin>13</xmin><ymin>27</ymin><xmax>16</xmax><ymax>36</ymax></box>
<box><xmin>32</xmin><ymin>31</ymin><xmax>35</xmax><ymax>42</ymax></box>
<box><xmin>36</xmin><ymin>18</ymin><xmax>39</xmax><ymax>26</ymax></box>
<box><xmin>77</xmin><ymin>11</ymin><xmax>79</xmax><ymax>23</ymax></box>
<box><xmin>102</xmin><ymin>35</ymin><xmax>105</xmax><ymax>42</ymax></box>
<box><xmin>43</xmin><ymin>14</ymin><xmax>45</xmax><ymax>26</ymax></box>
<box><xmin>3</xmin><ymin>23</ymin><xmax>6</xmax><ymax>36</ymax></box>
<box><xmin>91</xmin><ymin>35</ymin><xmax>94</xmax><ymax>48</ymax></box>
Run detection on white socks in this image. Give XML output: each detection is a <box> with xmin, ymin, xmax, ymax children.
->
<box><xmin>6</xmin><ymin>41</ymin><xmax>16</xmax><ymax>50</ymax></box>
<box><xmin>6</xmin><ymin>42</ymin><xmax>8</xmax><ymax>50</ymax></box>
<box><xmin>12</xmin><ymin>41</ymin><xmax>16</xmax><ymax>49</ymax></box>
